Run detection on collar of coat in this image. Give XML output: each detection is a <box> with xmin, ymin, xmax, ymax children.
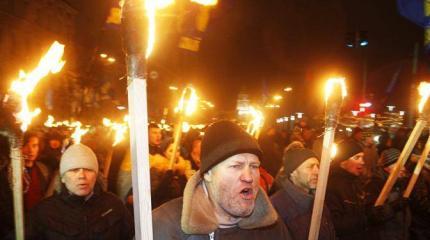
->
<box><xmin>181</xmin><ymin>170</ymin><xmax>279</xmax><ymax>234</ymax></box>
<box><xmin>279</xmin><ymin>178</ymin><xmax>314</xmax><ymax>210</ymax></box>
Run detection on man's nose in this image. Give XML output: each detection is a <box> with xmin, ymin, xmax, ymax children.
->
<box><xmin>77</xmin><ymin>169</ymin><xmax>85</xmax><ymax>178</ymax></box>
<box><xmin>240</xmin><ymin>166</ymin><xmax>254</xmax><ymax>183</ymax></box>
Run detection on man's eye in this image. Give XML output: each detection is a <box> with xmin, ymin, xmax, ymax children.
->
<box><xmin>230</xmin><ymin>165</ymin><xmax>240</xmax><ymax>169</ymax></box>
<box><xmin>251</xmin><ymin>165</ymin><xmax>260</xmax><ymax>169</ymax></box>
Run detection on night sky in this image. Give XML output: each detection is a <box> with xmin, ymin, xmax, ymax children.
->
<box><xmin>71</xmin><ymin>0</ymin><xmax>423</xmax><ymax>115</ymax></box>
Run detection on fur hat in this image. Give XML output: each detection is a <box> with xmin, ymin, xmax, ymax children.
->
<box><xmin>333</xmin><ymin>140</ymin><xmax>363</xmax><ymax>162</ymax></box>
<box><xmin>283</xmin><ymin>148</ymin><xmax>318</xmax><ymax>176</ymax></box>
<box><xmin>200</xmin><ymin>120</ymin><xmax>263</xmax><ymax>175</ymax></box>
<box><xmin>60</xmin><ymin>144</ymin><xmax>98</xmax><ymax>176</ymax></box>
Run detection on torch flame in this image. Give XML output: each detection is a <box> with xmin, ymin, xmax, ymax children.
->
<box><xmin>144</xmin><ymin>0</ymin><xmax>218</xmax><ymax>59</ymax></box>
<box><xmin>10</xmin><ymin>41</ymin><xmax>65</xmax><ymax>131</ymax></box>
<box><xmin>144</xmin><ymin>0</ymin><xmax>174</xmax><ymax>59</ymax></box>
<box><xmin>324</xmin><ymin>77</ymin><xmax>347</xmax><ymax>103</ymax></box>
<box><xmin>71</xmin><ymin>121</ymin><xmax>89</xmax><ymax>144</ymax></box>
<box><xmin>418</xmin><ymin>82</ymin><xmax>430</xmax><ymax>113</ymax></box>
<box><xmin>175</xmin><ymin>87</ymin><xmax>198</xmax><ymax>116</ymax></box>
<box><xmin>190</xmin><ymin>0</ymin><xmax>218</xmax><ymax>6</ymax></box>
<box><xmin>103</xmin><ymin>116</ymin><xmax>129</xmax><ymax>146</ymax></box>
<box><xmin>246</xmin><ymin>106</ymin><xmax>265</xmax><ymax>137</ymax></box>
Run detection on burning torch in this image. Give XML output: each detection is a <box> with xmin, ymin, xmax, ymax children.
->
<box><xmin>375</xmin><ymin>82</ymin><xmax>430</xmax><ymax>206</ymax></box>
<box><xmin>169</xmin><ymin>86</ymin><xmax>198</xmax><ymax>169</ymax></box>
<box><xmin>7</xmin><ymin>41</ymin><xmax>65</xmax><ymax>240</ymax></box>
<box><xmin>308</xmin><ymin>77</ymin><xmax>347</xmax><ymax>240</ymax></box>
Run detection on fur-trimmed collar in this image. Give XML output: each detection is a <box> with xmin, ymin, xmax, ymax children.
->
<box><xmin>181</xmin><ymin>170</ymin><xmax>279</xmax><ymax>234</ymax></box>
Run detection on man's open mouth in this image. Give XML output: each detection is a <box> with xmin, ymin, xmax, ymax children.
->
<box><xmin>240</xmin><ymin>187</ymin><xmax>254</xmax><ymax>200</ymax></box>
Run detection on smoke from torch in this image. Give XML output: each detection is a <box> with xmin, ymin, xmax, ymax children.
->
<box><xmin>10</xmin><ymin>41</ymin><xmax>65</xmax><ymax>132</ymax></box>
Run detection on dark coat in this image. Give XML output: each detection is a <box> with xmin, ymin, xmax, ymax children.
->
<box><xmin>326</xmin><ymin>166</ymin><xmax>379</xmax><ymax>240</ymax></box>
<box><xmin>26</xmin><ymin>185</ymin><xmax>134</xmax><ymax>240</ymax></box>
<box><xmin>409</xmin><ymin>168</ymin><xmax>430</xmax><ymax>240</ymax></box>
<box><xmin>0</xmin><ymin>167</ymin><xmax>14</xmax><ymax>239</ymax></box>
<box><xmin>152</xmin><ymin>171</ymin><xmax>292</xmax><ymax>240</ymax></box>
<box><xmin>271</xmin><ymin>179</ymin><xmax>336</xmax><ymax>240</ymax></box>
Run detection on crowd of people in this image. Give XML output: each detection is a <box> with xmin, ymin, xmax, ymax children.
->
<box><xmin>0</xmin><ymin>118</ymin><xmax>430</xmax><ymax>240</ymax></box>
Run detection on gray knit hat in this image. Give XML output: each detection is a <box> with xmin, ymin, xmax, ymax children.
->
<box><xmin>60</xmin><ymin>144</ymin><xmax>98</xmax><ymax>176</ymax></box>
<box><xmin>379</xmin><ymin>148</ymin><xmax>400</xmax><ymax>167</ymax></box>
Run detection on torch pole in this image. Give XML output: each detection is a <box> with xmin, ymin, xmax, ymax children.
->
<box><xmin>403</xmin><ymin>130</ymin><xmax>430</xmax><ymax>198</ymax></box>
<box><xmin>169</xmin><ymin>115</ymin><xmax>184</xmax><ymax>169</ymax></box>
<box><xmin>122</xmin><ymin>0</ymin><xmax>153</xmax><ymax>239</ymax></box>
<box><xmin>103</xmin><ymin>147</ymin><xmax>114</xmax><ymax>180</ymax></box>
<box><xmin>375</xmin><ymin>119</ymin><xmax>427</xmax><ymax>206</ymax></box>
<box><xmin>9</xmin><ymin>132</ymin><xmax>24</xmax><ymax>240</ymax></box>
<box><xmin>308</xmin><ymin>80</ymin><xmax>344</xmax><ymax>240</ymax></box>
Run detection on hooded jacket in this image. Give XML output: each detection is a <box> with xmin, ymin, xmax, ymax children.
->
<box><xmin>152</xmin><ymin>171</ymin><xmax>292</xmax><ymax>240</ymax></box>
<box><xmin>271</xmin><ymin>179</ymin><xmax>336</xmax><ymax>240</ymax></box>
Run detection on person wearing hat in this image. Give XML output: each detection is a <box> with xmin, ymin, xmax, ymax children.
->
<box><xmin>326</xmin><ymin>139</ymin><xmax>388</xmax><ymax>240</ymax></box>
<box><xmin>27</xmin><ymin>144</ymin><xmax>133</xmax><ymax>240</ymax></box>
<box><xmin>271</xmin><ymin>144</ymin><xmax>336</xmax><ymax>240</ymax></box>
<box><xmin>152</xmin><ymin>120</ymin><xmax>292</xmax><ymax>239</ymax></box>
<box><xmin>370</xmin><ymin>148</ymin><xmax>411</xmax><ymax>240</ymax></box>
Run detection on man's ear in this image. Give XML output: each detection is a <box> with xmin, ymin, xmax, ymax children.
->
<box><xmin>203</xmin><ymin>170</ymin><xmax>212</xmax><ymax>182</ymax></box>
<box><xmin>60</xmin><ymin>176</ymin><xmax>65</xmax><ymax>184</ymax></box>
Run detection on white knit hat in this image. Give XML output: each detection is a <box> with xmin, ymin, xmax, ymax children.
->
<box><xmin>60</xmin><ymin>144</ymin><xmax>98</xmax><ymax>176</ymax></box>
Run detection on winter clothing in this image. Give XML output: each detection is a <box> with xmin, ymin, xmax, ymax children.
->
<box><xmin>26</xmin><ymin>184</ymin><xmax>133</xmax><ymax>240</ymax></box>
<box><xmin>326</xmin><ymin>166</ymin><xmax>379</xmax><ymax>240</ymax></box>
<box><xmin>0</xmin><ymin>166</ymin><xmax>14</xmax><ymax>239</ymax></box>
<box><xmin>23</xmin><ymin>162</ymin><xmax>51</xmax><ymax>211</ymax></box>
<box><xmin>200</xmin><ymin>121</ymin><xmax>263</xmax><ymax>176</ymax></box>
<box><xmin>271</xmin><ymin>179</ymin><xmax>336</xmax><ymax>240</ymax></box>
<box><xmin>59</xmin><ymin>144</ymin><xmax>98</xmax><ymax>176</ymax></box>
<box><xmin>333</xmin><ymin>140</ymin><xmax>363</xmax><ymax>163</ymax></box>
<box><xmin>378</xmin><ymin>148</ymin><xmax>400</xmax><ymax>167</ymax></box>
<box><xmin>409</xmin><ymin>168</ymin><xmax>430</xmax><ymax>240</ymax></box>
<box><xmin>283</xmin><ymin>148</ymin><xmax>318</xmax><ymax>176</ymax></box>
<box><xmin>152</xmin><ymin>172</ymin><xmax>292</xmax><ymax>240</ymax></box>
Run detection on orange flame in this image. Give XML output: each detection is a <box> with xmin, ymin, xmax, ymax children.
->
<box><xmin>10</xmin><ymin>41</ymin><xmax>65</xmax><ymax>131</ymax></box>
<box><xmin>70</xmin><ymin>121</ymin><xmax>89</xmax><ymax>144</ymax></box>
<box><xmin>103</xmin><ymin>115</ymin><xmax>129</xmax><ymax>146</ymax></box>
<box><xmin>144</xmin><ymin>0</ymin><xmax>218</xmax><ymax>59</ymax></box>
<box><xmin>324</xmin><ymin>77</ymin><xmax>347</xmax><ymax>103</ymax></box>
<box><xmin>175</xmin><ymin>87</ymin><xmax>198</xmax><ymax>116</ymax></box>
<box><xmin>190</xmin><ymin>0</ymin><xmax>218</xmax><ymax>6</ymax></box>
<box><xmin>418</xmin><ymin>82</ymin><xmax>430</xmax><ymax>113</ymax></box>
<box><xmin>246</xmin><ymin>106</ymin><xmax>264</xmax><ymax>137</ymax></box>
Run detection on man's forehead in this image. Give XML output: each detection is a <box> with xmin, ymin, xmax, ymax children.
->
<box><xmin>224</xmin><ymin>153</ymin><xmax>260</xmax><ymax>163</ymax></box>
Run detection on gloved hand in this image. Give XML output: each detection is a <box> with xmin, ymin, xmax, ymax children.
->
<box><xmin>367</xmin><ymin>204</ymin><xmax>395</xmax><ymax>224</ymax></box>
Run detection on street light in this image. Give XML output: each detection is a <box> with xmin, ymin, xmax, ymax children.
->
<box><xmin>107</xmin><ymin>57</ymin><xmax>116</xmax><ymax>63</ymax></box>
<box><xmin>273</xmin><ymin>95</ymin><xmax>283</xmax><ymax>101</ymax></box>
<box><xmin>283</xmin><ymin>87</ymin><xmax>293</xmax><ymax>92</ymax></box>
<box><xmin>100</xmin><ymin>53</ymin><xmax>108</xmax><ymax>58</ymax></box>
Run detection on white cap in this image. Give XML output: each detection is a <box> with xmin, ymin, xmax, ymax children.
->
<box><xmin>60</xmin><ymin>144</ymin><xmax>98</xmax><ymax>176</ymax></box>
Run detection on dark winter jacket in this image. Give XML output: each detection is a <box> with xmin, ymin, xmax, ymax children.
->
<box><xmin>26</xmin><ymin>184</ymin><xmax>134</xmax><ymax>240</ymax></box>
<box><xmin>409</xmin><ymin>168</ymin><xmax>430</xmax><ymax>240</ymax></box>
<box><xmin>271</xmin><ymin>179</ymin><xmax>336</xmax><ymax>240</ymax></box>
<box><xmin>326</xmin><ymin>166</ymin><xmax>379</xmax><ymax>240</ymax></box>
<box><xmin>152</xmin><ymin>171</ymin><xmax>292</xmax><ymax>240</ymax></box>
<box><xmin>0</xmin><ymin>167</ymin><xmax>14</xmax><ymax>239</ymax></box>
<box><xmin>366</xmin><ymin>170</ymin><xmax>410</xmax><ymax>240</ymax></box>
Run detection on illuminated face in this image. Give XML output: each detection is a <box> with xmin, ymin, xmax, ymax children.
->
<box><xmin>384</xmin><ymin>164</ymin><xmax>407</xmax><ymax>178</ymax></box>
<box><xmin>205</xmin><ymin>153</ymin><xmax>260</xmax><ymax>219</ymax></box>
<box><xmin>340</xmin><ymin>152</ymin><xmax>365</xmax><ymax>176</ymax></box>
<box><xmin>148</xmin><ymin>127</ymin><xmax>162</xmax><ymax>146</ymax></box>
<box><xmin>22</xmin><ymin>137</ymin><xmax>40</xmax><ymax>167</ymax></box>
<box><xmin>61</xmin><ymin>168</ymin><xmax>97</xmax><ymax>197</ymax></box>
<box><xmin>290</xmin><ymin>157</ymin><xmax>319</xmax><ymax>190</ymax></box>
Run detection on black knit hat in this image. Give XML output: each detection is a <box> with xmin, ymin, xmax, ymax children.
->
<box><xmin>200</xmin><ymin>120</ymin><xmax>263</xmax><ymax>175</ymax></box>
<box><xmin>283</xmin><ymin>148</ymin><xmax>318</xmax><ymax>176</ymax></box>
<box><xmin>379</xmin><ymin>148</ymin><xmax>400</xmax><ymax>167</ymax></box>
<box><xmin>333</xmin><ymin>140</ymin><xmax>363</xmax><ymax>162</ymax></box>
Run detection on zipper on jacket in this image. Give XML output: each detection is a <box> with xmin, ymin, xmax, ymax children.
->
<box><xmin>209</xmin><ymin>232</ymin><xmax>214</xmax><ymax>240</ymax></box>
